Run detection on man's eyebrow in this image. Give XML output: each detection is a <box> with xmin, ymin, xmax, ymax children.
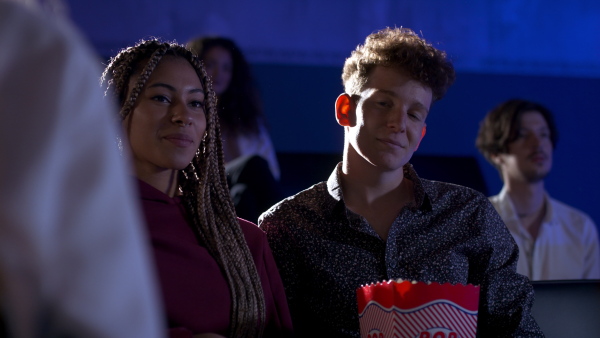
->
<box><xmin>376</xmin><ymin>89</ymin><xmax>430</xmax><ymax>113</ymax></box>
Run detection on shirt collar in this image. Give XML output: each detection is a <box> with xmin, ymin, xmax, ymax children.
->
<box><xmin>325</xmin><ymin>162</ymin><xmax>432</xmax><ymax>211</ymax></box>
<box><xmin>136</xmin><ymin>178</ymin><xmax>180</xmax><ymax>205</ymax></box>
<box><xmin>497</xmin><ymin>186</ymin><xmax>554</xmax><ymax>224</ymax></box>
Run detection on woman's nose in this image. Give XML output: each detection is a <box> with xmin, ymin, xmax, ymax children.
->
<box><xmin>171</xmin><ymin>104</ymin><xmax>193</xmax><ymax>126</ymax></box>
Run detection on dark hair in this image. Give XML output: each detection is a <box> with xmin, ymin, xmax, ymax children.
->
<box><xmin>101</xmin><ymin>39</ymin><xmax>266</xmax><ymax>337</ymax></box>
<box><xmin>476</xmin><ymin>98</ymin><xmax>558</xmax><ymax>170</ymax></box>
<box><xmin>342</xmin><ymin>27</ymin><xmax>455</xmax><ymax>101</ymax></box>
<box><xmin>187</xmin><ymin>36</ymin><xmax>263</xmax><ymax>136</ymax></box>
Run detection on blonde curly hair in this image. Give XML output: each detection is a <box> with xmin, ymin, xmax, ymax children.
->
<box><xmin>342</xmin><ymin>27</ymin><xmax>455</xmax><ymax>101</ymax></box>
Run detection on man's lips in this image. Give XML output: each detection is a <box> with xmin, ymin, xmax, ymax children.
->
<box><xmin>378</xmin><ymin>137</ymin><xmax>405</xmax><ymax>148</ymax></box>
<box><xmin>164</xmin><ymin>133</ymin><xmax>194</xmax><ymax>147</ymax></box>
<box><xmin>529</xmin><ymin>152</ymin><xmax>548</xmax><ymax>163</ymax></box>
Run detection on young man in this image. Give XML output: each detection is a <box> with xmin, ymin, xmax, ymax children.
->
<box><xmin>259</xmin><ymin>28</ymin><xmax>542</xmax><ymax>337</ymax></box>
<box><xmin>476</xmin><ymin>99</ymin><xmax>600</xmax><ymax>281</ymax></box>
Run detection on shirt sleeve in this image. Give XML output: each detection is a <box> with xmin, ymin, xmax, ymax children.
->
<box><xmin>237</xmin><ymin>123</ymin><xmax>281</xmax><ymax>181</ymax></box>
<box><xmin>258</xmin><ymin>207</ymin><xmax>301</xmax><ymax>309</ymax></box>
<box><xmin>473</xmin><ymin>200</ymin><xmax>544</xmax><ymax>337</ymax></box>
<box><xmin>261</xmin><ymin>235</ymin><xmax>294</xmax><ymax>337</ymax></box>
<box><xmin>583</xmin><ymin>217</ymin><xmax>600</xmax><ymax>279</ymax></box>
<box><xmin>239</xmin><ymin>218</ymin><xmax>294</xmax><ymax>337</ymax></box>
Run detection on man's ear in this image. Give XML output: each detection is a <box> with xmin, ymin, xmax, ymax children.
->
<box><xmin>335</xmin><ymin>93</ymin><xmax>355</xmax><ymax>127</ymax></box>
<box><xmin>414</xmin><ymin>125</ymin><xmax>427</xmax><ymax>151</ymax></box>
<box><xmin>490</xmin><ymin>153</ymin><xmax>503</xmax><ymax>167</ymax></box>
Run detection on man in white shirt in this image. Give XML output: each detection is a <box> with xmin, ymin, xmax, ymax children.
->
<box><xmin>0</xmin><ymin>1</ymin><xmax>164</xmax><ymax>336</ymax></box>
<box><xmin>476</xmin><ymin>98</ymin><xmax>600</xmax><ymax>280</ymax></box>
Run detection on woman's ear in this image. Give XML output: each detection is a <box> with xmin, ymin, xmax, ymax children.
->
<box><xmin>335</xmin><ymin>93</ymin><xmax>355</xmax><ymax>127</ymax></box>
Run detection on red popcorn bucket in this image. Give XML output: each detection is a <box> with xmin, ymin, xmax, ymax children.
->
<box><xmin>357</xmin><ymin>280</ymin><xmax>480</xmax><ymax>338</ymax></box>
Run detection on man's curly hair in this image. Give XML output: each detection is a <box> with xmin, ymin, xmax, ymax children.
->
<box><xmin>342</xmin><ymin>27</ymin><xmax>455</xmax><ymax>101</ymax></box>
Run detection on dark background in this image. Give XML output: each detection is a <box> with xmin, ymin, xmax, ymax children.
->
<box><xmin>63</xmin><ymin>0</ymin><xmax>600</xmax><ymax>230</ymax></box>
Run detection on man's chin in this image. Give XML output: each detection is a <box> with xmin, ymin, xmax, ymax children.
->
<box><xmin>524</xmin><ymin>170</ymin><xmax>549</xmax><ymax>184</ymax></box>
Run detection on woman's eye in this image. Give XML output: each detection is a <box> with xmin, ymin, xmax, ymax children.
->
<box><xmin>152</xmin><ymin>95</ymin><xmax>170</xmax><ymax>103</ymax></box>
<box><xmin>190</xmin><ymin>101</ymin><xmax>204</xmax><ymax>108</ymax></box>
<box><xmin>377</xmin><ymin>101</ymin><xmax>391</xmax><ymax>108</ymax></box>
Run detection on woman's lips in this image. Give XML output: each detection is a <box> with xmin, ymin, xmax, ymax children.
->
<box><xmin>164</xmin><ymin>133</ymin><xmax>194</xmax><ymax>147</ymax></box>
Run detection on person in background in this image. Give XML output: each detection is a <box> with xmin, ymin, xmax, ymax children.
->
<box><xmin>476</xmin><ymin>99</ymin><xmax>600</xmax><ymax>280</ymax></box>
<box><xmin>259</xmin><ymin>27</ymin><xmax>543</xmax><ymax>337</ymax></box>
<box><xmin>187</xmin><ymin>36</ymin><xmax>282</xmax><ymax>222</ymax></box>
<box><xmin>0</xmin><ymin>0</ymin><xmax>163</xmax><ymax>337</ymax></box>
<box><xmin>102</xmin><ymin>39</ymin><xmax>292</xmax><ymax>337</ymax></box>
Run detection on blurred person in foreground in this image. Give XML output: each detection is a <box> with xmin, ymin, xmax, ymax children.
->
<box><xmin>0</xmin><ymin>0</ymin><xmax>163</xmax><ymax>337</ymax></box>
<box><xmin>476</xmin><ymin>99</ymin><xmax>600</xmax><ymax>280</ymax></box>
<box><xmin>259</xmin><ymin>27</ymin><xmax>543</xmax><ymax>337</ymax></box>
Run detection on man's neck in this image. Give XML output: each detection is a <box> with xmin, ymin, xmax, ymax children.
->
<box><xmin>339</xmin><ymin>146</ymin><xmax>413</xmax><ymax>240</ymax></box>
<box><xmin>504</xmin><ymin>179</ymin><xmax>545</xmax><ymax>217</ymax></box>
<box><xmin>504</xmin><ymin>179</ymin><xmax>546</xmax><ymax>239</ymax></box>
<box><xmin>341</xmin><ymin>144</ymin><xmax>406</xmax><ymax>203</ymax></box>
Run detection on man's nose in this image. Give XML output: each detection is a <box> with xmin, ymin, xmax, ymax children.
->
<box><xmin>387</xmin><ymin>109</ymin><xmax>407</xmax><ymax>132</ymax></box>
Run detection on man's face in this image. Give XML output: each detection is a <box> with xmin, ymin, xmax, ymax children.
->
<box><xmin>345</xmin><ymin>66</ymin><xmax>432</xmax><ymax>172</ymax></box>
<box><xmin>496</xmin><ymin>111</ymin><xmax>553</xmax><ymax>184</ymax></box>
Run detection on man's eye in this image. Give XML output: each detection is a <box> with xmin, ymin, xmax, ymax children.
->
<box><xmin>408</xmin><ymin>113</ymin><xmax>421</xmax><ymax>121</ymax></box>
<box><xmin>377</xmin><ymin>101</ymin><xmax>391</xmax><ymax>108</ymax></box>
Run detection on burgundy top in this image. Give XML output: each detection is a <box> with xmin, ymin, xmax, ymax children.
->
<box><xmin>137</xmin><ymin>179</ymin><xmax>293</xmax><ymax>337</ymax></box>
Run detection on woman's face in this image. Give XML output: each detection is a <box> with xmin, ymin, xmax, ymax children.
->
<box><xmin>123</xmin><ymin>55</ymin><xmax>207</xmax><ymax>177</ymax></box>
<box><xmin>203</xmin><ymin>46</ymin><xmax>233</xmax><ymax>96</ymax></box>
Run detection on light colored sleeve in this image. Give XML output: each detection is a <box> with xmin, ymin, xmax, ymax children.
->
<box><xmin>256</xmin><ymin>123</ymin><xmax>281</xmax><ymax>181</ymax></box>
<box><xmin>237</xmin><ymin>123</ymin><xmax>281</xmax><ymax>181</ymax></box>
<box><xmin>583</xmin><ymin>217</ymin><xmax>600</xmax><ymax>279</ymax></box>
<box><xmin>0</xmin><ymin>2</ymin><xmax>164</xmax><ymax>338</ymax></box>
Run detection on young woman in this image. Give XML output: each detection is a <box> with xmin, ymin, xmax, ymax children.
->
<box><xmin>101</xmin><ymin>40</ymin><xmax>292</xmax><ymax>338</ymax></box>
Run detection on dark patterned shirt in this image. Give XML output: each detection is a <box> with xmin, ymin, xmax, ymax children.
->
<box><xmin>259</xmin><ymin>163</ymin><xmax>543</xmax><ymax>337</ymax></box>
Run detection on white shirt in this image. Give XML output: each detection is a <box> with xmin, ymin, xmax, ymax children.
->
<box><xmin>223</xmin><ymin>123</ymin><xmax>281</xmax><ymax>180</ymax></box>
<box><xmin>490</xmin><ymin>187</ymin><xmax>600</xmax><ymax>281</ymax></box>
<box><xmin>0</xmin><ymin>2</ymin><xmax>164</xmax><ymax>337</ymax></box>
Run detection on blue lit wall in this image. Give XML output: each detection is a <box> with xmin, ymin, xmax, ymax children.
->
<box><xmin>65</xmin><ymin>0</ymin><xmax>600</xmax><ymax>227</ymax></box>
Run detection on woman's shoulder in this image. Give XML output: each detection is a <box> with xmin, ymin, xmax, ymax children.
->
<box><xmin>237</xmin><ymin>217</ymin><xmax>268</xmax><ymax>249</ymax></box>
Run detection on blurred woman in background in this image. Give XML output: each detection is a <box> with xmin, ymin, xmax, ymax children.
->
<box><xmin>187</xmin><ymin>36</ymin><xmax>282</xmax><ymax>222</ymax></box>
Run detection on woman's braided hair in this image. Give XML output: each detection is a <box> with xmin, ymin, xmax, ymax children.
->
<box><xmin>101</xmin><ymin>39</ymin><xmax>266</xmax><ymax>337</ymax></box>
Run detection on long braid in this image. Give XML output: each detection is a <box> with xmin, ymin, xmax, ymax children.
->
<box><xmin>102</xmin><ymin>39</ymin><xmax>266</xmax><ymax>337</ymax></box>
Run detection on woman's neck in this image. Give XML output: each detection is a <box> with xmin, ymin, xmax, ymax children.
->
<box><xmin>136</xmin><ymin>169</ymin><xmax>179</xmax><ymax>197</ymax></box>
